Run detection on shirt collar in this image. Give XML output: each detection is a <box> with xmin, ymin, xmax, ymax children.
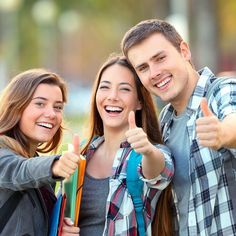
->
<box><xmin>188</xmin><ymin>67</ymin><xmax>216</xmax><ymax>112</ymax></box>
<box><xmin>87</xmin><ymin>136</ymin><xmax>131</xmax><ymax>151</ymax></box>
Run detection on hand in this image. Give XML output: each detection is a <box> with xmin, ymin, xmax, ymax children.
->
<box><xmin>125</xmin><ymin>111</ymin><xmax>153</xmax><ymax>155</ymax></box>
<box><xmin>52</xmin><ymin>134</ymin><xmax>80</xmax><ymax>179</ymax></box>
<box><xmin>196</xmin><ymin>98</ymin><xmax>223</xmax><ymax>150</ymax></box>
<box><xmin>61</xmin><ymin>217</ymin><xmax>80</xmax><ymax>236</ymax></box>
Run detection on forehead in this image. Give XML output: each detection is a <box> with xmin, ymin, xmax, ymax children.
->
<box><xmin>33</xmin><ymin>83</ymin><xmax>63</xmax><ymax>100</ymax></box>
<box><xmin>101</xmin><ymin>64</ymin><xmax>135</xmax><ymax>84</ymax></box>
<box><xmin>127</xmin><ymin>33</ymin><xmax>175</xmax><ymax>66</ymax></box>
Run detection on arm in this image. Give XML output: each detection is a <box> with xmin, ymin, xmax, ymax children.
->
<box><xmin>126</xmin><ymin>130</ymin><xmax>165</xmax><ymax>179</ymax></box>
<box><xmin>0</xmin><ymin>135</ymin><xmax>80</xmax><ymax>190</ymax></box>
<box><xmin>0</xmin><ymin>149</ymin><xmax>79</xmax><ymax>191</ymax></box>
<box><xmin>0</xmin><ymin>149</ymin><xmax>59</xmax><ymax>190</ymax></box>
<box><xmin>220</xmin><ymin>113</ymin><xmax>236</xmax><ymax>148</ymax></box>
<box><xmin>125</xmin><ymin>111</ymin><xmax>173</xmax><ymax>180</ymax></box>
<box><xmin>196</xmin><ymin>98</ymin><xmax>236</xmax><ymax>150</ymax></box>
<box><xmin>196</xmin><ymin>80</ymin><xmax>236</xmax><ymax>150</ymax></box>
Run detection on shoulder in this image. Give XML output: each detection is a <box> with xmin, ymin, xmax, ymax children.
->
<box><xmin>0</xmin><ymin>148</ymin><xmax>21</xmax><ymax>158</ymax></box>
<box><xmin>206</xmin><ymin>76</ymin><xmax>236</xmax><ymax>119</ymax></box>
<box><xmin>206</xmin><ymin>76</ymin><xmax>236</xmax><ymax>100</ymax></box>
<box><xmin>208</xmin><ymin>76</ymin><xmax>236</xmax><ymax>91</ymax></box>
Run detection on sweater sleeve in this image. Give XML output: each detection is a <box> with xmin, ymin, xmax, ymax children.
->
<box><xmin>0</xmin><ymin>148</ymin><xmax>60</xmax><ymax>190</ymax></box>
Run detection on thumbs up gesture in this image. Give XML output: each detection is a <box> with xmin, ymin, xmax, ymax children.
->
<box><xmin>52</xmin><ymin>134</ymin><xmax>80</xmax><ymax>179</ymax></box>
<box><xmin>196</xmin><ymin>98</ymin><xmax>223</xmax><ymax>150</ymax></box>
<box><xmin>125</xmin><ymin>111</ymin><xmax>152</xmax><ymax>155</ymax></box>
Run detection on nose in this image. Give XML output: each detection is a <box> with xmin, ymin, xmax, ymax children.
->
<box><xmin>149</xmin><ymin>64</ymin><xmax>161</xmax><ymax>80</ymax></box>
<box><xmin>107</xmin><ymin>88</ymin><xmax>119</xmax><ymax>101</ymax></box>
<box><xmin>44</xmin><ymin>107</ymin><xmax>56</xmax><ymax>119</ymax></box>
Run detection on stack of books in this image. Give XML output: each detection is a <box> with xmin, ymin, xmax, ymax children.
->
<box><xmin>49</xmin><ymin>143</ymin><xmax>86</xmax><ymax>236</ymax></box>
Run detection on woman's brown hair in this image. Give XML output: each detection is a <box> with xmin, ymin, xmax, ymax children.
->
<box><xmin>152</xmin><ymin>184</ymin><xmax>174</xmax><ymax>236</ymax></box>
<box><xmin>81</xmin><ymin>53</ymin><xmax>162</xmax><ymax>152</ymax></box>
<box><xmin>0</xmin><ymin>68</ymin><xmax>67</xmax><ymax>157</ymax></box>
<box><xmin>81</xmin><ymin>54</ymin><xmax>173</xmax><ymax>235</ymax></box>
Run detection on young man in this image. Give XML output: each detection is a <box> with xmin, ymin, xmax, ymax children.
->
<box><xmin>121</xmin><ymin>19</ymin><xmax>236</xmax><ymax>235</ymax></box>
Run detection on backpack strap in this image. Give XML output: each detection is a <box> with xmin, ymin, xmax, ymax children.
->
<box><xmin>0</xmin><ymin>191</ymin><xmax>24</xmax><ymax>233</ymax></box>
<box><xmin>126</xmin><ymin>150</ymin><xmax>146</xmax><ymax>236</ymax></box>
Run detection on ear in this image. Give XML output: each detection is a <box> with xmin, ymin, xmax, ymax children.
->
<box><xmin>180</xmin><ymin>41</ymin><xmax>191</xmax><ymax>61</ymax></box>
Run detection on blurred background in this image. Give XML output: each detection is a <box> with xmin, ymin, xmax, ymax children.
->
<box><xmin>0</xmin><ymin>0</ymin><xmax>236</xmax><ymax>141</ymax></box>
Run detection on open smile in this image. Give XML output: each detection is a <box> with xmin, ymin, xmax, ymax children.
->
<box><xmin>37</xmin><ymin>122</ymin><xmax>54</xmax><ymax>129</ymax></box>
<box><xmin>105</xmin><ymin>105</ymin><xmax>123</xmax><ymax>114</ymax></box>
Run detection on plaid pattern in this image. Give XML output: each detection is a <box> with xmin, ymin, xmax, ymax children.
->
<box><xmin>84</xmin><ymin>136</ymin><xmax>174</xmax><ymax>236</ymax></box>
<box><xmin>160</xmin><ymin>67</ymin><xmax>236</xmax><ymax>235</ymax></box>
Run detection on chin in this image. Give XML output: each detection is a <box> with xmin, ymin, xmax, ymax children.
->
<box><xmin>37</xmin><ymin>135</ymin><xmax>53</xmax><ymax>143</ymax></box>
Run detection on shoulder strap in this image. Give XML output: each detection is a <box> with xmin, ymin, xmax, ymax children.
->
<box><xmin>126</xmin><ymin>150</ymin><xmax>146</xmax><ymax>236</ymax></box>
<box><xmin>0</xmin><ymin>191</ymin><xmax>24</xmax><ymax>233</ymax></box>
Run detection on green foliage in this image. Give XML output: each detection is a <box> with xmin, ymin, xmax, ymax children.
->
<box><xmin>2</xmin><ymin>0</ymin><xmax>160</xmax><ymax>79</ymax></box>
<box><xmin>62</xmin><ymin>112</ymin><xmax>89</xmax><ymax>146</ymax></box>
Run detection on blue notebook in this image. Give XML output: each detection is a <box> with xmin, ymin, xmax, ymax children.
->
<box><xmin>49</xmin><ymin>184</ymin><xmax>66</xmax><ymax>236</ymax></box>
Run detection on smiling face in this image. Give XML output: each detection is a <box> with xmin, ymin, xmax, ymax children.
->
<box><xmin>95</xmin><ymin>64</ymin><xmax>142</xmax><ymax>132</ymax></box>
<box><xmin>19</xmin><ymin>83</ymin><xmax>64</xmax><ymax>147</ymax></box>
<box><xmin>127</xmin><ymin>33</ymin><xmax>193</xmax><ymax>107</ymax></box>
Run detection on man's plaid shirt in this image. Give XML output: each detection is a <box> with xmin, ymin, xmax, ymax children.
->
<box><xmin>160</xmin><ymin>67</ymin><xmax>236</xmax><ymax>235</ymax></box>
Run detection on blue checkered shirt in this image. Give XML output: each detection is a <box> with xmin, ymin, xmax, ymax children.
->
<box><xmin>160</xmin><ymin>67</ymin><xmax>236</xmax><ymax>235</ymax></box>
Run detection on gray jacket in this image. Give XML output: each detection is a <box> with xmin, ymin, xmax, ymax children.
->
<box><xmin>0</xmin><ymin>148</ymin><xmax>60</xmax><ymax>236</ymax></box>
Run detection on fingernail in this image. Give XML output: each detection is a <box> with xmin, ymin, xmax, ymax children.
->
<box><xmin>69</xmin><ymin>218</ymin><xmax>74</xmax><ymax>225</ymax></box>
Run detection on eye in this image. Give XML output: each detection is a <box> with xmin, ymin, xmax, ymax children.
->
<box><xmin>155</xmin><ymin>55</ymin><xmax>166</xmax><ymax>62</ymax></box>
<box><xmin>159</xmin><ymin>56</ymin><xmax>166</xmax><ymax>61</ymax></box>
<box><xmin>54</xmin><ymin>105</ymin><xmax>64</xmax><ymax>111</ymax></box>
<box><xmin>138</xmin><ymin>65</ymin><xmax>148</xmax><ymax>73</ymax></box>
<box><xmin>120</xmin><ymin>87</ymin><xmax>131</xmax><ymax>92</ymax></box>
<box><xmin>35</xmin><ymin>102</ymin><xmax>45</xmax><ymax>107</ymax></box>
<box><xmin>98</xmin><ymin>85</ymin><xmax>109</xmax><ymax>90</ymax></box>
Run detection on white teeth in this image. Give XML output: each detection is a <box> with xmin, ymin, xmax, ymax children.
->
<box><xmin>37</xmin><ymin>122</ymin><xmax>53</xmax><ymax>129</ymax></box>
<box><xmin>105</xmin><ymin>106</ymin><xmax>123</xmax><ymax>112</ymax></box>
<box><xmin>157</xmin><ymin>78</ymin><xmax>171</xmax><ymax>88</ymax></box>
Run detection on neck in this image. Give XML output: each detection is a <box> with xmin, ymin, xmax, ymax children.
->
<box><xmin>29</xmin><ymin>144</ymin><xmax>37</xmax><ymax>157</ymax></box>
<box><xmin>103</xmin><ymin>127</ymin><xmax>126</xmax><ymax>150</ymax></box>
<box><xmin>172</xmin><ymin>69</ymin><xmax>199</xmax><ymax>115</ymax></box>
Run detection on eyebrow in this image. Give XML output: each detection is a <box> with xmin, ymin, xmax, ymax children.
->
<box><xmin>100</xmin><ymin>81</ymin><xmax>110</xmax><ymax>84</ymax></box>
<box><xmin>100</xmin><ymin>80</ymin><xmax>133</xmax><ymax>86</ymax></box>
<box><xmin>32</xmin><ymin>97</ymin><xmax>63</xmax><ymax>103</ymax></box>
<box><xmin>135</xmin><ymin>51</ymin><xmax>165</xmax><ymax>69</ymax></box>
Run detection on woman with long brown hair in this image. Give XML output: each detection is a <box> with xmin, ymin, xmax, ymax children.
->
<box><xmin>79</xmin><ymin>54</ymin><xmax>174</xmax><ymax>236</ymax></box>
<box><xmin>0</xmin><ymin>69</ymin><xmax>80</xmax><ymax>235</ymax></box>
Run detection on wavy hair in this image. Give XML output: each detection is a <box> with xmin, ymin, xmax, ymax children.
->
<box><xmin>0</xmin><ymin>68</ymin><xmax>67</xmax><ymax>157</ymax></box>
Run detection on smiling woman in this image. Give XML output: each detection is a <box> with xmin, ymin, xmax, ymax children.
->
<box><xmin>78</xmin><ymin>54</ymin><xmax>174</xmax><ymax>236</ymax></box>
<box><xmin>19</xmin><ymin>83</ymin><xmax>64</xmax><ymax>154</ymax></box>
<box><xmin>95</xmin><ymin>61</ymin><xmax>142</xmax><ymax>130</ymax></box>
<box><xmin>0</xmin><ymin>69</ymin><xmax>80</xmax><ymax>236</ymax></box>
<box><xmin>0</xmin><ymin>69</ymin><xmax>67</xmax><ymax>156</ymax></box>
